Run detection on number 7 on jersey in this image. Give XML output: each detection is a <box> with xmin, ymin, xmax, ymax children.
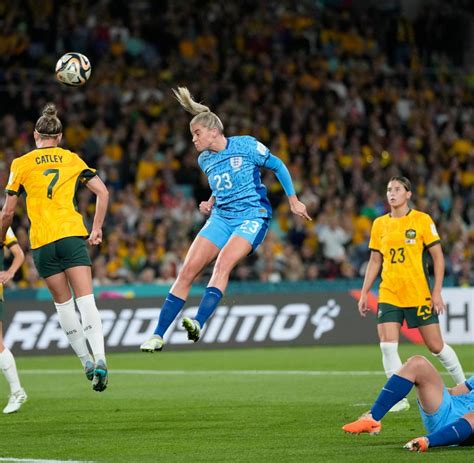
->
<box><xmin>43</xmin><ymin>168</ymin><xmax>59</xmax><ymax>199</ymax></box>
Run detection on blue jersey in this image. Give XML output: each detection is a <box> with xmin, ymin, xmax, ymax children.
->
<box><xmin>455</xmin><ymin>375</ymin><xmax>474</xmax><ymax>413</ymax></box>
<box><xmin>198</xmin><ymin>136</ymin><xmax>273</xmax><ymax>219</ymax></box>
<box><xmin>420</xmin><ymin>375</ymin><xmax>474</xmax><ymax>433</ymax></box>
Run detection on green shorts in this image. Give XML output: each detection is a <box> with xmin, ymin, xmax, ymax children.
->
<box><xmin>377</xmin><ymin>303</ymin><xmax>439</xmax><ymax>328</ymax></box>
<box><xmin>32</xmin><ymin>236</ymin><xmax>91</xmax><ymax>278</ymax></box>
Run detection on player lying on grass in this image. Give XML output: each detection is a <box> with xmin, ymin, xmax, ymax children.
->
<box><xmin>342</xmin><ymin>355</ymin><xmax>474</xmax><ymax>452</ymax></box>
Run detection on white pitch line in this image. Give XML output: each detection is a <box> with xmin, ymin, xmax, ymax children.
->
<box><xmin>0</xmin><ymin>459</ymin><xmax>94</xmax><ymax>463</ymax></box>
<box><xmin>17</xmin><ymin>369</ymin><xmax>392</xmax><ymax>376</ymax></box>
<box><xmin>19</xmin><ymin>369</ymin><xmax>474</xmax><ymax>376</ymax></box>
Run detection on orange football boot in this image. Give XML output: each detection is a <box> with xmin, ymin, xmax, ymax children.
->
<box><xmin>342</xmin><ymin>413</ymin><xmax>382</xmax><ymax>435</ymax></box>
<box><xmin>403</xmin><ymin>437</ymin><xmax>429</xmax><ymax>452</ymax></box>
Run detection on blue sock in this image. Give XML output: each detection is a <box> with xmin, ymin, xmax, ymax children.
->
<box><xmin>153</xmin><ymin>293</ymin><xmax>186</xmax><ymax>337</ymax></box>
<box><xmin>426</xmin><ymin>418</ymin><xmax>473</xmax><ymax>448</ymax></box>
<box><xmin>370</xmin><ymin>374</ymin><xmax>414</xmax><ymax>421</ymax></box>
<box><xmin>195</xmin><ymin>287</ymin><xmax>223</xmax><ymax>328</ymax></box>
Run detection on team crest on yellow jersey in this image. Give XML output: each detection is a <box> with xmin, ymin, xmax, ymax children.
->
<box><xmin>405</xmin><ymin>228</ymin><xmax>416</xmax><ymax>244</ymax></box>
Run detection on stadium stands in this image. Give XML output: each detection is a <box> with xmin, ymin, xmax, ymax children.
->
<box><xmin>0</xmin><ymin>0</ymin><xmax>472</xmax><ymax>287</ymax></box>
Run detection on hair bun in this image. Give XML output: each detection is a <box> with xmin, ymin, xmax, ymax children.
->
<box><xmin>42</xmin><ymin>103</ymin><xmax>58</xmax><ymax>118</ymax></box>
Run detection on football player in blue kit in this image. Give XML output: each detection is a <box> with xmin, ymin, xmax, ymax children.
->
<box><xmin>343</xmin><ymin>355</ymin><xmax>474</xmax><ymax>452</ymax></box>
<box><xmin>141</xmin><ymin>87</ymin><xmax>311</xmax><ymax>352</ymax></box>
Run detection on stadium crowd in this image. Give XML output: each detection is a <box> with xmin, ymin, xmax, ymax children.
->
<box><xmin>0</xmin><ymin>0</ymin><xmax>472</xmax><ymax>288</ymax></box>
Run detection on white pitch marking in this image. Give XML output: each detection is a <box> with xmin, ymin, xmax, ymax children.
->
<box><xmin>0</xmin><ymin>459</ymin><xmax>94</xmax><ymax>463</ymax></box>
<box><xmin>19</xmin><ymin>369</ymin><xmax>387</xmax><ymax>376</ymax></box>
<box><xmin>19</xmin><ymin>369</ymin><xmax>473</xmax><ymax>376</ymax></box>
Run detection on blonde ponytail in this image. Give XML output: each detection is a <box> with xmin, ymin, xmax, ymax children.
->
<box><xmin>172</xmin><ymin>87</ymin><xmax>210</xmax><ymax>115</ymax></box>
<box><xmin>172</xmin><ymin>86</ymin><xmax>224</xmax><ymax>133</ymax></box>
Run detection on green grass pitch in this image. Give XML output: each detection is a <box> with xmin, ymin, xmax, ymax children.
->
<box><xmin>1</xmin><ymin>344</ymin><xmax>473</xmax><ymax>462</ymax></box>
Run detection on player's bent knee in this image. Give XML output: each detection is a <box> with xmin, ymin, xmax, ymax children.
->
<box><xmin>426</xmin><ymin>340</ymin><xmax>444</xmax><ymax>354</ymax></box>
<box><xmin>406</xmin><ymin>355</ymin><xmax>430</xmax><ymax>369</ymax></box>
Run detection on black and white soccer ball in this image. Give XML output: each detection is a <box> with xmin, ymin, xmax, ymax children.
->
<box><xmin>55</xmin><ymin>52</ymin><xmax>91</xmax><ymax>87</ymax></box>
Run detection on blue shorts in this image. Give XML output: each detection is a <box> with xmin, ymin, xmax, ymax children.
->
<box><xmin>418</xmin><ymin>387</ymin><xmax>474</xmax><ymax>433</ymax></box>
<box><xmin>198</xmin><ymin>215</ymin><xmax>269</xmax><ymax>252</ymax></box>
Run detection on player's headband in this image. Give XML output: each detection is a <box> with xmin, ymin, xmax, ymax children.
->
<box><xmin>34</xmin><ymin>129</ymin><xmax>62</xmax><ymax>138</ymax></box>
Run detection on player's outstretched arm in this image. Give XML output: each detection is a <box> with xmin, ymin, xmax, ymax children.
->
<box><xmin>264</xmin><ymin>154</ymin><xmax>311</xmax><ymax>221</ymax></box>
<box><xmin>85</xmin><ymin>176</ymin><xmax>109</xmax><ymax>245</ymax></box>
<box><xmin>288</xmin><ymin>195</ymin><xmax>311</xmax><ymax>221</ymax></box>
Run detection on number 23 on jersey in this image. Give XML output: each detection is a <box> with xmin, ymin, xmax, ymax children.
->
<box><xmin>213</xmin><ymin>173</ymin><xmax>233</xmax><ymax>191</ymax></box>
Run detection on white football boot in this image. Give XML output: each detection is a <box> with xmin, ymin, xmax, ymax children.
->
<box><xmin>3</xmin><ymin>388</ymin><xmax>27</xmax><ymax>414</ymax></box>
<box><xmin>388</xmin><ymin>397</ymin><xmax>410</xmax><ymax>412</ymax></box>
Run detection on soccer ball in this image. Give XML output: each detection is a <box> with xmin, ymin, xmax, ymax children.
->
<box><xmin>55</xmin><ymin>52</ymin><xmax>91</xmax><ymax>87</ymax></box>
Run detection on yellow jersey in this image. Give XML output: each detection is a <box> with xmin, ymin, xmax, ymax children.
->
<box><xmin>369</xmin><ymin>209</ymin><xmax>441</xmax><ymax>307</ymax></box>
<box><xmin>3</xmin><ymin>227</ymin><xmax>18</xmax><ymax>248</ymax></box>
<box><xmin>5</xmin><ymin>147</ymin><xmax>96</xmax><ymax>249</ymax></box>
<box><xmin>0</xmin><ymin>227</ymin><xmax>18</xmax><ymax>301</ymax></box>
<box><xmin>1</xmin><ymin>227</ymin><xmax>17</xmax><ymax>270</ymax></box>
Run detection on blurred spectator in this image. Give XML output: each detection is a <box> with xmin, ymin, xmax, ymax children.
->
<box><xmin>0</xmin><ymin>0</ymin><xmax>472</xmax><ymax>287</ymax></box>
